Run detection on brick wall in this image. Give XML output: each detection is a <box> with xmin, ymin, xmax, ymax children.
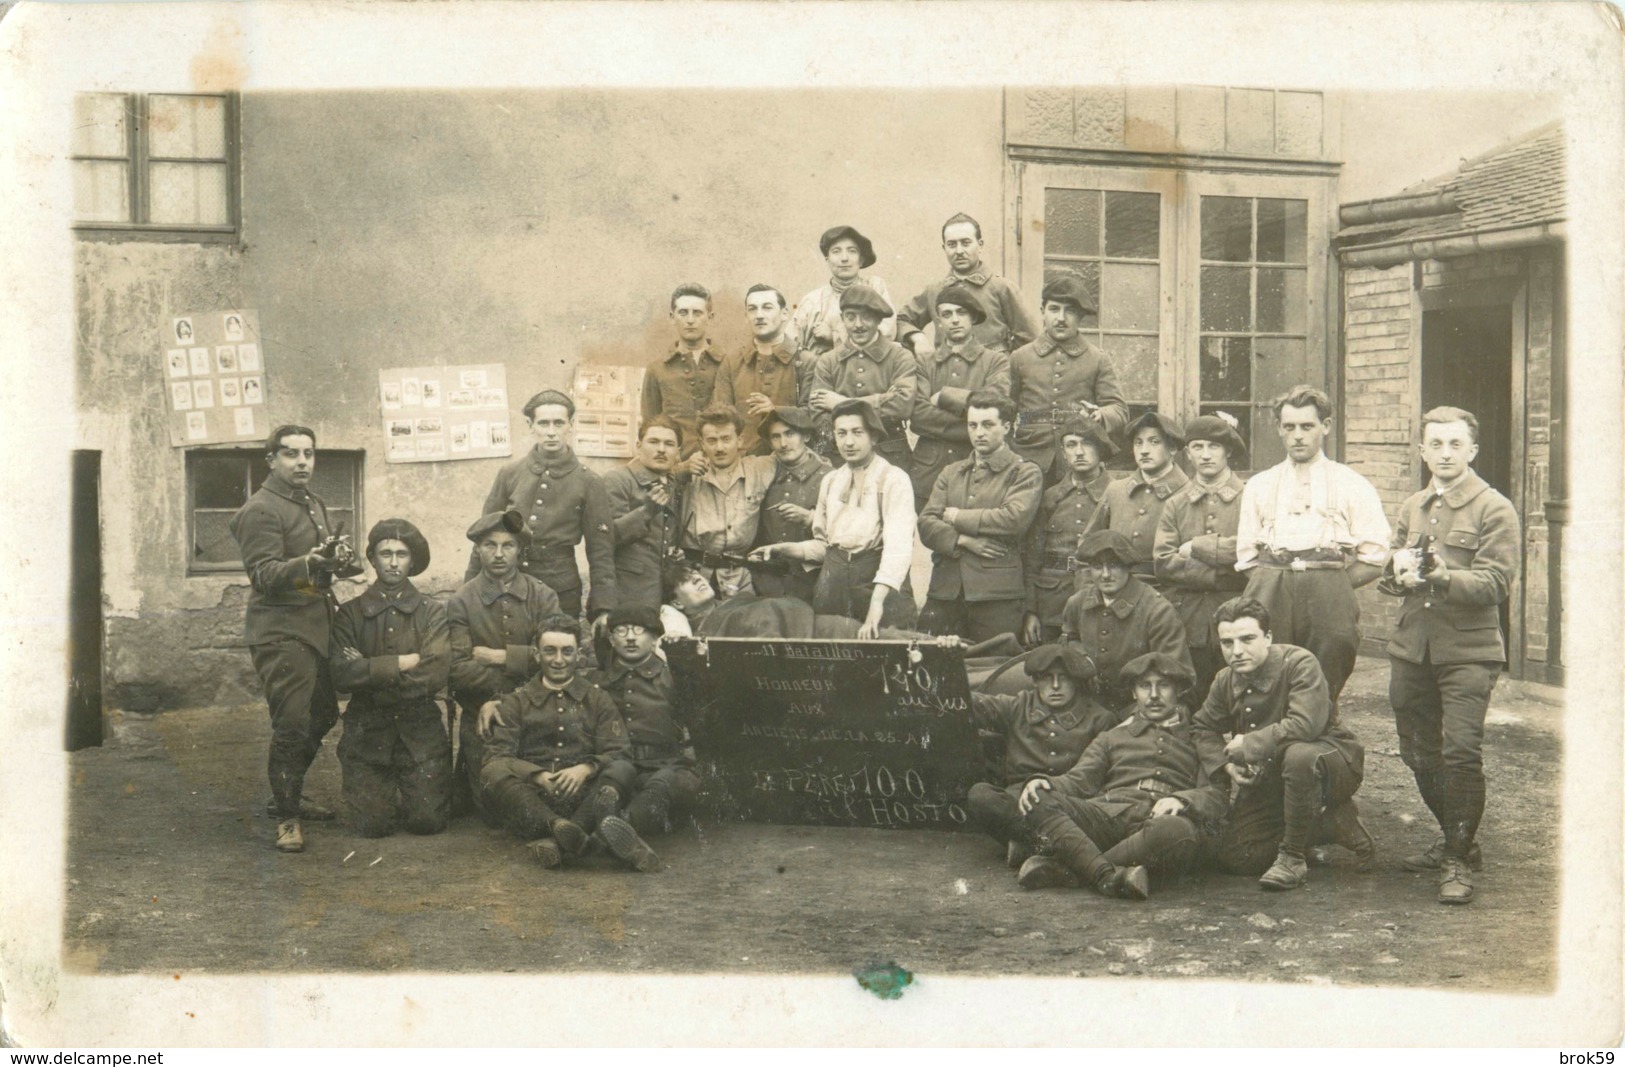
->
<box><xmin>1521</xmin><ymin>251</ymin><xmax>1557</xmax><ymax>670</ymax></box>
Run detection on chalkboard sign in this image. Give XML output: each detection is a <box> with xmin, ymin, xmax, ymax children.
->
<box><xmin>666</xmin><ymin>637</ymin><xmax>982</xmax><ymax>831</ymax></box>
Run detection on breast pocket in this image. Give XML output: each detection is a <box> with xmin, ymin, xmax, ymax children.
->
<box><xmin>1441</xmin><ymin>528</ymin><xmax>1480</xmax><ymax>567</ymax></box>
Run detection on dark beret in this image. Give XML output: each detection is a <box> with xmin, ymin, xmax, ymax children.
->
<box><xmin>1025</xmin><ymin>643</ymin><xmax>1097</xmax><ymax>683</ymax></box>
<box><xmin>933</xmin><ymin>283</ymin><xmax>987</xmax><ymax>325</ymax></box>
<box><xmin>819</xmin><ymin>225</ymin><xmax>877</xmax><ymax>269</ymax></box>
<box><xmin>830</xmin><ymin>398</ymin><xmax>887</xmax><ymax>441</ymax></box>
<box><xmin>1075</xmin><ymin>529</ymin><xmax>1136</xmax><ymax>566</ymax></box>
<box><xmin>838</xmin><ymin>281</ymin><xmax>893</xmax><ymax>319</ymax></box>
<box><xmin>606</xmin><ymin>604</ymin><xmax>664</xmax><ymax>635</ymax></box>
<box><xmin>1056</xmin><ymin>414</ymin><xmax>1117</xmax><ymax>459</ymax></box>
<box><xmin>1041</xmin><ymin>274</ymin><xmax>1097</xmax><ymax>315</ymax></box>
<box><xmin>762</xmin><ymin>405</ymin><xmax>817</xmax><ymax>437</ymax></box>
<box><xmin>366</xmin><ymin>518</ymin><xmax>431</xmax><ymax>577</ymax></box>
<box><xmin>1127</xmin><ymin>410</ymin><xmax>1185</xmax><ymax>449</ymax></box>
<box><xmin>465</xmin><ymin>508</ymin><xmax>533</xmax><ymax>547</ymax></box>
<box><xmin>1119</xmin><ymin>652</ymin><xmax>1196</xmax><ymax>690</ymax></box>
<box><xmin>1182</xmin><ymin>413</ymin><xmax>1247</xmax><ymax>463</ymax></box>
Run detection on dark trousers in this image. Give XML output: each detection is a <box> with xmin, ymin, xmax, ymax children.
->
<box><xmin>1389</xmin><ymin>654</ymin><xmax>1499</xmax><ymax>860</ymax></box>
<box><xmin>625</xmin><ymin>763</ymin><xmax>703</xmax><ymax>836</ymax></box>
<box><xmin>1244</xmin><ymin>567</ymin><xmax>1361</xmax><ymax>700</ymax></box>
<box><xmin>484</xmin><ymin>759</ymin><xmax>638</xmax><ymax>841</ymax></box>
<box><xmin>524</xmin><ymin>548</ymin><xmax>583</xmax><ymax>619</ymax></box>
<box><xmin>1189</xmin><ymin>644</ymin><xmax>1225</xmax><ymax>710</ymax></box>
<box><xmin>451</xmin><ymin>708</ymin><xmax>499</xmax><ymax>824</ymax></box>
<box><xmin>1026</xmin><ymin>790</ymin><xmax>1203</xmax><ymax>883</ymax></box>
<box><xmin>967</xmin><ymin>780</ymin><xmax>1034</xmax><ymax>849</ymax></box>
<box><xmin>919</xmin><ymin>596</ymin><xmax>1025</xmax><ymax>644</ymax></box>
<box><xmin>813</xmin><ymin>547</ymin><xmax>917</xmax><ymax>629</ymax></box>
<box><xmin>337</xmin><ymin>704</ymin><xmax>452</xmax><ymax>838</ymax></box>
<box><xmin>1216</xmin><ymin>740</ymin><xmax>1362</xmax><ymax>873</ymax></box>
<box><xmin>250</xmin><ymin>639</ymin><xmax>341</xmax><ymax>818</ymax></box>
<box><xmin>750</xmin><ymin>564</ymin><xmax>818</xmax><ymax>603</ymax></box>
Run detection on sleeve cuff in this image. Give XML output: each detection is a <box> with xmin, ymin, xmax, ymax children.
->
<box><xmin>367</xmin><ymin>656</ymin><xmax>401</xmax><ymax>687</ymax></box>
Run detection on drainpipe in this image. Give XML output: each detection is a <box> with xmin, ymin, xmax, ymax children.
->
<box><xmin>1339</xmin><ymin>221</ymin><xmax>1566</xmax><ymax>269</ymax></box>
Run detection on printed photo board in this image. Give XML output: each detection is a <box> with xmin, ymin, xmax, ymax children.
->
<box><xmin>379</xmin><ymin>363</ymin><xmax>512</xmax><ymax>463</ymax></box>
<box><xmin>571</xmin><ymin>364</ymin><xmax>643</xmax><ymax>458</ymax></box>
<box><xmin>160</xmin><ymin>308</ymin><xmax>269</xmax><ymax>447</ymax></box>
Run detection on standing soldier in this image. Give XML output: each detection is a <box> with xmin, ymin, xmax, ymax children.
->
<box><xmin>229</xmin><ymin>424</ymin><xmax>363</xmax><ymax>853</ymax></box>
<box><xmin>602</xmin><ymin>415</ymin><xmax>686</xmax><ymax>610</ymax></box>
<box><xmin>896</xmin><ymin>211</ymin><xmax>1040</xmax><ymax>358</ymax></box>
<box><xmin>1020</xmin><ymin>416</ymin><xmax>1118</xmax><ymax>646</ymax></box>
<box><xmin>329</xmin><ymin>519</ymin><xmax>451</xmax><ymax>838</ymax></box>
<box><xmin>1085</xmin><ymin>411</ymin><xmax>1189</xmax><ymax>584</ymax></box>
<box><xmin>1235</xmin><ymin>385</ymin><xmax>1391</xmax><ymax>703</ymax></box>
<box><xmin>713</xmin><ymin>284</ymin><xmax>810</xmax><ymax>457</ymax></box>
<box><xmin>678</xmin><ymin>404</ymin><xmax>780</xmax><ymax>599</ymax></box>
<box><xmin>917</xmin><ymin>390</ymin><xmax>1043</xmax><ymax>642</ymax></box>
<box><xmin>641</xmin><ymin>282</ymin><xmax>723</xmax><ymax>455</ymax></box>
<box><xmin>1154</xmin><ymin>413</ymin><xmax>1249</xmax><ymax>702</ymax></box>
<box><xmin>468</xmin><ymin>389</ymin><xmax>617</xmax><ymax>631</ymax></box>
<box><xmin>808</xmin><ymin>282</ymin><xmax>918</xmax><ymax>469</ymax></box>
<box><xmin>750</xmin><ymin>407</ymin><xmax>831</xmax><ymax>602</ymax></box>
<box><xmin>1380</xmin><ymin>407</ymin><xmax>1520</xmax><ymax>905</ymax></box>
<box><xmin>908</xmin><ymin>285</ymin><xmax>1013</xmax><ymax>508</ymax></box>
<box><xmin>1008</xmin><ymin>275</ymin><xmax>1130</xmax><ymax>483</ymax></box>
<box><xmin>790</xmin><ymin>226</ymin><xmax>897</xmax><ymax>358</ymax></box>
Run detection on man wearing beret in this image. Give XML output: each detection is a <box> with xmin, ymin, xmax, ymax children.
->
<box><xmin>1021</xmin><ymin>415</ymin><xmax>1118</xmax><ymax>646</ymax></box>
<box><xmin>447</xmin><ymin>509</ymin><xmax>562</xmax><ymax>819</ymax></box>
<box><xmin>642</xmin><ymin>282</ymin><xmax>724</xmax><ymax>456</ymax></box>
<box><xmin>1060</xmin><ymin>530</ymin><xmax>1192</xmax><ymax>714</ymax></box>
<box><xmin>1378</xmin><ymin>406</ymin><xmax>1520</xmax><ymax>905</ymax></box>
<box><xmin>1193</xmin><ymin>596</ymin><xmax>1375</xmax><ymax>891</ymax></box>
<box><xmin>482</xmin><ymin>614</ymin><xmax>658</xmax><ymax>872</ymax></box>
<box><xmin>750</xmin><ymin>406</ymin><xmax>832</xmax><ymax>602</ymax></box>
<box><xmin>790</xmin><ymin>226</ymin><xmax>898</xmax><ymax>358</ymax></box>
<box><xmin>591</xmin><ymin>605</ymin><xmax>700</xmax><ymax>839</ymax></box>
<box><xmin>1084</xmin><ymin>410</ymin><xmax>1189</xmax><ymax>584</ymax></box>
<box><xmin>917</xmin><ymin>389</ymin><xmax>1044</xmax><ymax>643</ymax></box>
<box><xmin>1154</xmin><ymin>412</ymin><xmax>1250</xmax><ymax>704</ymax></box>
<box><xmin>329</xmin><ymin>519</ymin><xmax>452</xmax><ymax>838</ymax></box>
<box><xmin>907</xmin><ymin>284</ymin><xmax>1014</xmax><ymax>508</ymax></box>
<box><xmin>1015</xmin><ymin>653</ymin><xmax>1226</xmax><ymax>899</ymax></box>
<box><xmin>896</xmin><ymin>212</ymin><xmax>1040</xmax><ymax>358</ymax></box>
<box><xmin>230</xmin><ymin>424</ymin><xmax>364</xmax><ymax>853</ymax></box>
<box><xmin>713</xmin><ymin>284</ymin><xmax>814</xmax><ymax>457</ymax></box>
<box><xmin>808</xmin><ymin>282</ymin><xmax>919</xmax><ymax>469</ymax></box>
<box><xmin>603</xmin><ymin>415</ymin><xmax>687</xmax><ymax>611</ymax></box>
<box><xmin>965</xmin><ymin>644</ymin><xmax>1117</xmax><ymax>868</ymax></box>
<box><xmin>1009</xmin><ymin>275</ymin><xmax>1130</xmax><ymax>483</ymax></box>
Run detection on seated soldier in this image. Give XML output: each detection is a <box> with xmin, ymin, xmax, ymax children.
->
<box><xmin>1015</xmin><ymin>653</ymin><xmax>1225</xmax><ymax>899</ymax></box>
<box><xmin>329</xmin><ymin>519</ymin><xmax>452</xmax><ymax>838</ymax></box>
<box><xmin>480</xmin><ymin>614</ymin><xmax>659</xmax><ymax>872</ymax></box>
<box><xmin>662</xmin><ymin>558</ymin><xmax>949</xmax><ymax>642</ymax></box>
<box><xmin>1192</xmin><ymin>596</ymin><xmax>1376</xmax><ymax>891</ymax></box>
<box><xmin>1059</xmin><ymin>530</ymin><xmax>1192</xmax><ymax>714</ymax></box>
<box><xmin>965</xmin><ymin>644</ymin><xmax>1116</xmax><ymax>868</ymax></box>
<box><xmin>591</xmin><ymin>605</ymin><xmax>700</xmax><ymax>838</ymax></box>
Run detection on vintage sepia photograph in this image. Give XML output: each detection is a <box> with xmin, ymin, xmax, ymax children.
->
<box><xmin>2</xmin><ymin>0</ymin><xmax>1620</xmax><ymax>1051</ymax></box>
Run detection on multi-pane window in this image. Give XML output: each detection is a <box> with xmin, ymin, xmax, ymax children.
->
<box><xmin>187</xmin><ymin>450</ymin><xmax>362</xmax><ymax>574</ymax></box>
<box><xmin>1197</xmin><ymin>196</ymin><xmax>1310</xmax><ymax>468</ymax></box>
<box><xmin>73</xmin><ymin>93</ymin><xmax>238</xmax><ymax>235</ymax></box>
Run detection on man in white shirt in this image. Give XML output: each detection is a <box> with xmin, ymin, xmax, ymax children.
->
<box><xmin>1234</xmin><ymin>386</ymin><xmax>1391</xmax><ymax>702</ymax></box>
<box><xmin>789</xmin><ymin>226</ymin><xmax>897</xmax><ymax>358</ymax></box>
<box><xmin>677</xmin><ymin>404</ymin><xmax>778</xmax><ymax>600</ymax></box>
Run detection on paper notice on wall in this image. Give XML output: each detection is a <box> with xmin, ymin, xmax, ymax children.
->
<box><xmin>160</xmin><ymin>308</ymin><xmax>271</xmax><ymax>447</ymax></box>
<box><xmin>379</xmin><ymin>363</ymin><xmax>511</xmax><ymax>464</ymax></box>
<box><xmin>572</xmin><ymin>364</ymin><xmax>644</xmax><ymax>458</ymax></box>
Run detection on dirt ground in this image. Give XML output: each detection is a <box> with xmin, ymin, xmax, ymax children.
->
<box><xmin>62</xmin><ymin>657</ymin><xmax>1561</xmax><ymax>990</ymax></box>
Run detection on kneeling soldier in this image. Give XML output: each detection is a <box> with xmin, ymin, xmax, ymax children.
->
<box><xmin>330</xmin><ymin>519</ymin><xmax>452</xmax><ymax>837</ymax></box>
<box><xmin>592</xmin><ymin>605</ymin><xmax>701</xmax><ymax>837</ymax></box>
<box><xmin>480</xmin><ymin>614</ymin><xmax>658</xmax><ymax>871</ymax></box>
<box><xmin>965</xmin><ymin>644</ymin><xmax>1116</xmax><ymax>868</ymax></box>
<box><xmin>1194</xmin><ymin>596</ymin><xmax>1376</xmax><ymax>890</ymax></box>
<box><xmin>1015</xmin><ymin>653</ymin><xmax>1224</xmax><ymax>899</ymax></box>
<box><xmin>1060</xmin><ymin>530</ymin><xmax>1192</xmax><ymax>714</ymax></box>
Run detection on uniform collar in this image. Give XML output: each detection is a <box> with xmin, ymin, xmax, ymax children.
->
<box><xmin>1088</xmin><ymin>575</ymin><xmax>1148</xmax><ymax>618</ymax></box>
<box><xmin>1129</xmin><ymin>464</ymin><xmax>1188</xmax><ymax>499</ymax></box>
<box><xmin>970</xmin><ymin>444</ymin><xmax>1017</xmax><ymax>474</ymax></box>
<box><xmin>1430</xmin><ymin>469</ymin><xmax>1491</xmax><ymax>509</ymax></box>
<box><xmin>1233</xmin><ymin>644</ymin><xmax>1286</xmax><ymax>691</ymax></box>
<box><xmin>934</xmin><ymin>337</ymin><xmax>986</xmax><ymax>364</ymax></box>
<box><xmin>628</xmin><ymin>458</ymin><xmax>676</xmax><ymax>488</ymax></box>
<box><xmin>1055</xmin><ymin>468</ymin><xmax>1112</xmax><ymax>503</ymax></box>
<box><xmin>838</xmin><ymin>334</ymin><xmax>892</xmax><ymax>362</ymax></box>
<box><xmin>701</xmin><ymin>460</ymin><xmax>749</xmax><ymax>491</ymax></box>
<box><xmin>1123</xmin><ymin>712</ymin><xmax>1188</xmax><ymax>736</ymax></box>
<box><xmin>606</xmin><ymin>655</ymin><xmax>667</xmax><ymax>683</ymax></box>
<box><xmin>536</xmin><ymin>675</ymin><xmax>595</xmax><ymax>702</ymax></box>
<box><xmin>666</xmin><ymin>344</ymin><xmax>720</xmax><ymax>365</ymax></box>
<box><xmin>358</xmin><ymin>580</ymin><xmax>423</xmax><ymax>617</ymax></box>
<box><xmin>778</xmin><ymin>451</ymin><xmax>828</xmax><ymax>482</ymax></box>
<box><xmin>1185</xmin><ymin>471</ymin><xmax>1244</xmax><ymax>504</ymax></box>
<box><xmin>1023</xmin><ymin>691</ymin><xmax>1095</xmax><ymax>728</ymax></box>
<box><xmin>263</xmin><ymin>472</ymin><xmax>313</xmax><ymax>503</ymax></box>
<box><xmin>474</xmin><ymin>569</ymin><xmax>528</xmax><ymax>605</ymax></box>
<box><xmin>942</xmin><ymin>268</ymin><xmax>991</xmax><ymax>287</ymax></box>
<box><xmin>746</xmin><ymin>335</ymin><xmax>797</xmax><ymax>366</ymax></box>
<box><xmin>527</xmin><ymin>446</ymin><xmax>580</xmax><ymax>476</ymax></box>
<box><xmin>1033</xmin><ymin>333</ymin><xmax>1090</xmax><ymax>359</ymax></box>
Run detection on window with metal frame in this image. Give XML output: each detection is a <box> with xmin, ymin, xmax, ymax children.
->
<box><xmin>187</xmin><ymin>449</ymin><xmax>362</xmax><ymax>574</ymax></box>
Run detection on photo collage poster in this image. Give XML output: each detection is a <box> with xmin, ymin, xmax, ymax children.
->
<box><xmin>571</xmin><ymin>364</ymin><xmax>643</xmax><ymax>458</ymax></box>
<box><xmin>160</xmin><ymin>308</ymin><xmax>268</xmax><ymax>447</ymax></box>
<box><xmin>378</xmin><ymin>363</ymin><xmax>512</xmax><ymax>463</ymax></box>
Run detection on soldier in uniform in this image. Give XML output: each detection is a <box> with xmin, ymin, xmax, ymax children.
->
<box><xmin>1193</xmin><ymin>596</ymin><xmax>1376</xmax><ymax>891</ymax></box>
<box><xmin>641</xmin><ymin>282</ymin><xmax>723</xmax><ymax>455</ymax></box>
<box><xmin>965</xmin><ymin>644</ymin><xmax>1117</xmax><ymax>868</ymax></box>
<box><xmin>1059</xmin><ymin>530</ymin><xmax>1192</xmax><ymax>715</ymax></box>
<box><xmin>602</xmin><ymin>415</ymin><xmax>686</xmax><ymax>611</ymax></box>
<box><xmin>807</xmin><ymin>282</ymin><xmax>918</xmax><ymax>469</ymax></box>
<box><xmin>481</xmin><ymin>614</ymin><xmax>658</xmax><ymax>872</ymax></box>
<box><xmin>1020</xmin><ymin>415</ymin><xmax>1117</xmax><ymax>646</ymax></box>
<box><xmin>1085</xmin><ymin>411</ymin><xmax>1189</xmax><ymax>584</ymax></box>
<box><xmin>1379</xmin><ymin>406</ymin><xmax>1520</xmax><ymax>905</ymax></box>
<box><xmin>895</xmin><ymin>211</ymin><xmax>1040</xmax><ymax>358</ymax></box>
<box><xmin>447</xmin><ymin>510</ymin><xmax>561</xmax><ymax>820</ymax></box>
<box><xmin>329</xmin><ymin>519</ymin><xmax>452</xmax><ymax>838</ymax></box>
<box><xmin>1014</xmin><ymin>653</ymin><xmax>1226</xmax><ymax>899</ymax></box>
<box><xmin>468</xmin><ymin>389</ymin><xmax>617</xmax><ymax>631</ymax></box>
<box><xmin>1008</xmin><ymin>275</ymin><xmax>1129</xmax><ymax>483</ymax></box>
<box><xmin>678</xmin><ymin>404</ymin><xmax>780</xmax><ymax>599</ymax></box>
<box><xmin>1153</xmin><ymin>413</ymin><xmax>1250</xmax><ymax>703</ymax></box>
<box><xmin>917</xmin><ymin>390</ymin><xmax>1044</xmax><ymax>642</ymax></box>
<box><xmin>749</xmin><ymin>406</ymin><xmax>831</xmax><ymax>602</ymax></box>
<box><xmin>907</xmin><ymin>285</ymin><xmax>1013</xmax><ymax>508</ymax></box>
<box><xmin>789</xmin><ymin>226</ymin><xmax>897</xmax><ymax>359</ymax></box>
<box><xmin>229</xmin><ymin>424</ymin><xmax>363</xmax><ymax>853</ymax></box>
<box><xmin>713</xmin><ymin>284</ymin><xmax>811</xmax><ymax>456</ymax></box>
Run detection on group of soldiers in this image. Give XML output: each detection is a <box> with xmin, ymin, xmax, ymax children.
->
<box><xmin>228</xmin><ymin>211</ymin><xmax>1521</xmax><ymax>907</ymax></box>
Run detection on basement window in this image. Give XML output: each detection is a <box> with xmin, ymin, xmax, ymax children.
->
<box><xmin>187</xmin><ymin>449</ymin><xmax>363</xmax><ymax>575</ymax></box>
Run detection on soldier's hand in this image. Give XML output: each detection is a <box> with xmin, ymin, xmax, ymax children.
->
<box><xmin>746</xmin><ymin>545</ymin><xmax>775</xmax><ymax>563</ymax></box>
<box><xmin>646</xmin><ymin>481</ymin><xmax>672</xmax><ymax>509</ymax></box>
<box><xmin>908</xmin><ymin>332</ymin><xmax>935</xmax><ymax>359</ymax></box>
<box><xmin>1177</xmin><ymin>541</ymin><xmax>1195</xmax><ymax>559</ymax></box>
<box><xmin>555</xmin><ymin>764</ymin><xmax>593</xmax><ymax>800</ymax></box>
<box><xmin>680</xmin><ymin>451</ymin><xmax>710</xmax><ymax>477</ymax></box>
<box><xmin>1151</xmin><ymin>796</ymin><xmax>1186</xmax><ymax>819</ymax></box>
<box><xmin>744</xmin><ymin>393</ymin><xmax>775</xmax><ymax>417</ymax></box>
<box><xmin>590</xmin><ymin>612</ymin><xmax>610</xmax><ymax>640</ymax></box>
<box><xmin>1229</xmin><ymin>763</ymin><xmax>1264</xmax><ymax>787</ymax></box>
<box><xmin>1019</xmin><ymin>613</ymin><xmax>1044</xmax><ymax>648</ymax></box>
<box><xmin>958</xmin><ymin>535</ymin><xmax>1004</xmax><ymax>559</ymax></box>
<box><xmin>397</xmin><ymin>653</ymin><xmax>421</xmax><ymax>672</ymax></box>
<box><xmin>305</xmin><ymin>550</ymin><xmax>344</xmax><ymax>574</ymax></box>
<box><xmin>477</xmin><ymin>700</ymin><xmax>504</xmax><ymax>739</ymax></box>
<box><xmin>812</xmin><ymin>321</ymin><xmax>834</xmax><ymax>343</ymax></box>
<box><xmin>472</xmin><ymin>646</ymin><xmax>507</xmax><ymax>666</ymax></box>
<box><xmin>771</xmin><ymin>502</ymin><xmax>812</xmax><ymax>525</ymax></box>
<box><xmin>1018</xmin><ymin>778</ymin><xmax>1051</xmax><ymax>814</ymax></box>
<box><xmin>339</xmin><ymin>646</ymin><xmax>364</xmax><ymax>662</ymax></box>
<box><xmin>1223</xmin><ymin>736</ymin><xmax>1247</xmax><ymax>761</ymax></box>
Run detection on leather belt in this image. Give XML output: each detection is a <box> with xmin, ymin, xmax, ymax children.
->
<box><xmin>1040</xmin><ymin>550</ymin><xmax>1080</xmax><ymax>573</ymax></box>
<box><xmin>1132</xmin><ymin>778</ymin><xmax>1178</xmax><ymax>797</ymax></box>
<box><xmin>1257</xmin><ymin>547</ymin><xmax>1349</xmax><ymax>571</ymax></box>
<box><xmin>825</xmin><ymin>544</ymin><xmax>881</xmax><ymax>563</ymax></box>
<box><xmin>685</xmin><ymin>549</ymin><xmax>750</xmax><ymax>570</ymax></box>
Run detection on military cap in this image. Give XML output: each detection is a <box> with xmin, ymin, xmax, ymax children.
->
<box><xmin>838</xmin><ymin>281</ymin><xmax>893</xmax><ymax>319</ymax></box>
<box><xmin>761</xmin><ymin>404</ymin><xmax>817</xmax><ymax>437</ymax></box>
<box><xmin>1182</xmin><ymin>412</ymin><xmax>1247</xmax><ymax>464</ymax></box>
<box><xmin>1041</xmin><ymin>274</ymin><xmax>1097</xmax><ymax>316</ymax></box>
<box><xmin>1119</xmin><ymin>652</ymin><xmax>1196</xmax><ymax>690</ymax></box>
<box><xmin>606</xmin><ymin>604</ymin><xmax>664</xmax><ymax>635</ymax></box>
<box><xmin>829</xmin><ymin>398</ymin><xmax>888</xmax><ymax>441</ymax></box>
<box><xmin>1057</xmin><ymin>413</ymin><xmax>1117</xmax><ymax>460</ymax></box>
<box><xmin>1126</xmin><ymin>410</ymin><xmax>1185</xmax><ymax>450</ymax></box>
<box><xmin>465</xmin><ymin>508</ymin><xmax>533</xmax><ymax>548</ymax></box>
<box><xmin>819</xmin><ymin>225</ymin><xmax>877</xmax><ymax>269</ymax></box>
<box><xmin>366</xmin><ymin>518</ymin><xmax>431</xmax><ymax>577</ymax></box>
<box><xmin>934</xmin><ymin>283</ymin><xmax>987</xmax><ymax>325</ymax></box>
<box><xmin>1075</xmin><ymin>529</ymin><xmax>1136</xmax><ymax>566</ymax></box>
<box><xmin>1025</xmin><ymin>643</ymin><xmax>1097</xmax><ymax>683</ymax></box>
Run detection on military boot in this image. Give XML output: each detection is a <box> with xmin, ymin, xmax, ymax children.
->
<box><xmin>1258</xmin><ymin>848</ymin><xmax>1308</xmax><ymax>891</ymax></box>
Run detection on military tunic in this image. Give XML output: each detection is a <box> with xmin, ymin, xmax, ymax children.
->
<box><xmin>1085</xmin><ymin>464</ymin><xmax>1191</xmax><ymax>577</ymax></box>
<box><xmin>808</xmin><ymin>335</ymin><xmax>918</xmax><ymax>467</ymax></box>
<box><xmin>712</xmin><ymin>337</ymin><xmax>811</xmax><ymax>455</ymax></box>
<box><xmin>602</xmin><ymin>459</ymin><xmax>684</xmax><ymax>610</ymax></box>
<box><xmin>1153</xmin><ymin>471</ymin><xmax>1248</xmax><ymax>700</ymax></box>
<box><xmin>641</xmin><ymin>344</ymin><xmax>724</xmax><ymax>455</ymax></box>
<box><xmin>1008</xmin><ymin>334</ymin><xmax>1130</xmax><ymax>477</ymax></box>
<box><xmin>1022</xmin><ymin>469</ymin><xmax>1115</xmax><ymax>638</ymax></box>
<box><xmin>895</xmin><ymin>270</ymin><xmax>1039</xmax><ymax>354</ymax></box>
<box><xmin>592</xmin><ymin>655</ymin><xmax>700</xmax><ymax>837</ymax></box>
<box><xmin>1059</xmin><ymin>577</ymin><xmax>1192</xmax><ymax>712</ymax></box>
<box><xmin>752</xmin><ymin>449</ymin><xmax>831</xmax><ymax>601</ymax></box>
<box><xmin>907</xmin><ymin>338</ymin><xmax>1013</xmax><ymax>506</ymax></box>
